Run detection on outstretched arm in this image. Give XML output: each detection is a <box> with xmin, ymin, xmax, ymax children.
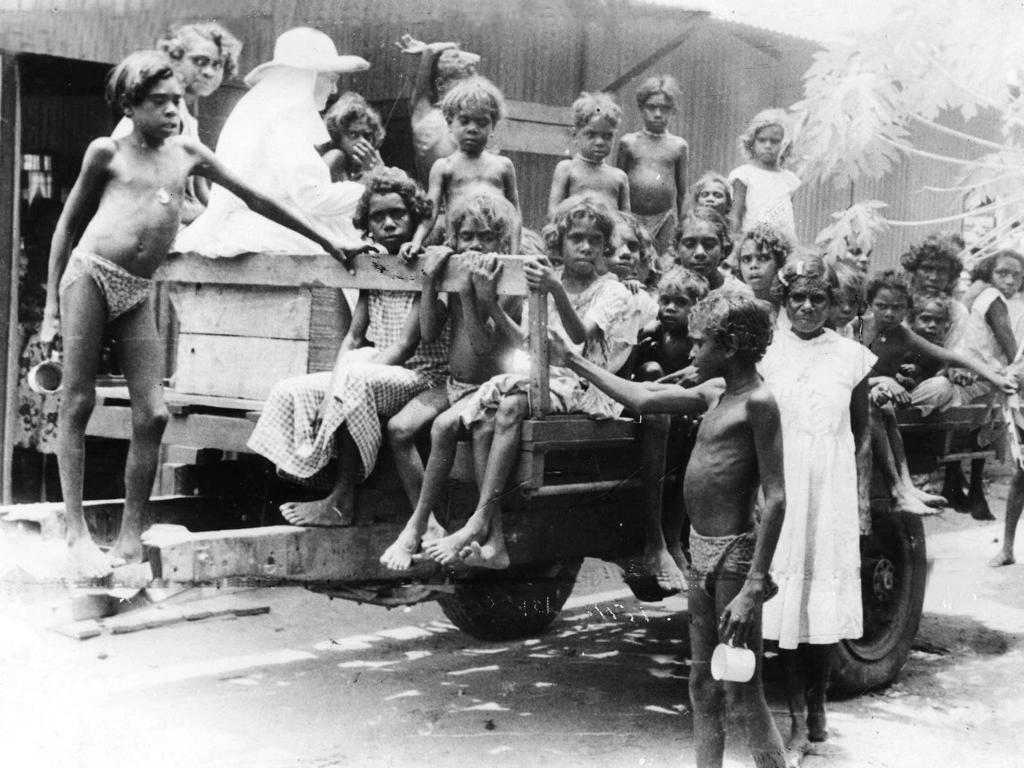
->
<box><xmin>41</xmin><ymin>138</ymin><xmax>114</xmax><ymax>343</ymax></box>
<box><xmin>907</xmin><ymin>328</ymin><xmax>1017</xmax><ymax>392</ymax></box>
<box><xmin>720</xmin><ymin>389</ymin><xmax>785</xmax><ymax>647</ymax></box>
<box><xmin>190</xmin><ymin>141</ymin><xmax>356</xmax><ymax>273</ymax></box>
<box><xmin>675</xmin><ymin>142</ymin><xmax>689</xmax><ymax>220</ymax></box>
<box><xmin>547</xmin><ymin>161</ymin><xmax>571</xmax><ymax>220</ymax></box>
<box><xmin>552</xmin><ymin>333</ymin><xmax>718</xmax><ymax>414</ymax></box>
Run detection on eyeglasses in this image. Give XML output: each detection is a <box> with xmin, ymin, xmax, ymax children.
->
<box><xmin>187</xmin><ymin>54</ymin><xmax>224</xmax><ymax>71</ymax></box>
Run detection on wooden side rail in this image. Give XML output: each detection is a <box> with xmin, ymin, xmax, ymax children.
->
<box><xmin>895</xmin><ymin>404</ymin><xmax>1001</xmax><ymax>464</ymax></box>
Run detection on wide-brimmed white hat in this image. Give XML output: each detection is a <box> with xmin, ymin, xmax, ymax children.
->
<box><xmin>245</xmin><ymin>27</ymin><xmax>369</xmax><ymax>86</ymax></box>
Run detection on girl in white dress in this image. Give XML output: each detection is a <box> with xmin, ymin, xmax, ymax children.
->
<box><xmin>729</xmin><ymin>109</ymin><xmax>800</xmax><ymax>240</ymax></box>
<box><xmin>759</xmin><ymin>256</ymin><xmax>875</xmax><ymax>760</ymax></box>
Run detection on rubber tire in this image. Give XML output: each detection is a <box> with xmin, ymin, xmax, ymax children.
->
<box><xmin>438</xmin><ymin>559</ymin><xmax>583</xmax><ymax>641</ymax></box>
<box><xmin>831</xmin><ymin>512</ymin><xmax>927</xmax><ymax>696</ymax></box>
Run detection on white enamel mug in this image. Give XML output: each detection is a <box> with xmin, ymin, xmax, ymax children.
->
<box><xmin>711</xmin><ymin>642</ymin><xmax>756</xmax><ymax>683</ymax></box>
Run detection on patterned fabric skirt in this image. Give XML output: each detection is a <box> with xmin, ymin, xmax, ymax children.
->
<box><xmin>247</xmin><ymin>351</ymin><xmax>434</xmax><ymax>489</ymax></box>
<box><xmin>460</xmin><ymin>370</ymin><xmax>625</xmax><ymax>426</ymax></box>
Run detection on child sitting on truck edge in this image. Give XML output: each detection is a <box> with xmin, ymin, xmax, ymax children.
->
<box><xmin>421</xmin><ymin>193</ymin><xmax>641</xmax><ymax>571</ymax></box>
<box><xmin>548</xmin><ymin>92</ymin><xmax>631</xmax><ymax>218</ymax></box>
<box><xmin>246</xmin><ymin>167</ymin><xmax>448</xmax><ymax>528</ymax></box>
<box><xmin>548</xmin><ymin>289</ymin><xmax>788</xmax><ymax>768</ymax></box>
<box><xmin>382</xmin><ymin>191</ymin><xmax>522</xmax><ymax>570</ymax></box>
<box><xmin>615</xmin><ymin>75</ymin><xmax>688</xmax><ymax>257</ymax></box>
<box><xmin>402</xmin><ymin>76</ymin><xmax>521</xmax><ymax>258</ymax></box>
<box><xmin>40</xmin><ymin>51</ymin><xmax>355</xmax><ymax>578</ymax></box>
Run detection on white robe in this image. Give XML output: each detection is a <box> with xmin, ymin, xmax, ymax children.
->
<box><xmin>174</xmin><ymin>67</ymin><xmax>363</xmax><ymax>257</ymax></box>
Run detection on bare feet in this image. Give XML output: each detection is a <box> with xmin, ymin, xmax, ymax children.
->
<box><xmin>459</xmin><ymin>537</ymin><xmax>510</xmax><ymax>570</ymax></box>
<box><xmin>989</xmin><ymin>550</ymin><xmax>1016</xmax><ymax>567</ymax></box>
<box><xmin>423</xmin><ymin>527</ymin><xmax>478</xmax><ymax>566</ymax></box>
<box><xmin>967</xmin><ymin>494</ymin><xmax>995</xmax><ymax>521</ymax></box>
<box><xmin>643</xmin><ymin>546</ymin><xmax>687</xmax><ymax>593</ymax></box>
<box><xmin>109</xmin><ymin>533</ymin><xmax>143</xmax><ymax>566</ymax></box>
<box><xmin>280</xmin><ymin>497</ymin><xmax>354</xmax><ymax>527</ymax></box>
<box><xmin>893</xmin><ymin>491</ymin><xmax>943</xmax><ymax>516</ymax></box>
<box><xmin>909</xmin><ymin>486</ymin><xmax>947</xmax><ymax>508</ymax></box>
<box><xmin>785</xmin><ymin>728</ymin><xmax>811</xmax><ymax>767</ymax></box>
<box><xmin>380</xmin><ymin>524</ymin><xmax>426</xmax><ymax>571</ymax></box>
<box><xmin>807</xmin><ymin>710</ymin><xmax>827</xmax><ymax>742</ymax></box>
<box><xmin>67</xmin><ymin>536</ymin><xmax>115</xmax><ymax>579</ymax></box>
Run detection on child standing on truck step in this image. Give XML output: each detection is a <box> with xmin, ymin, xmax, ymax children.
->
<box><xmin>247</xmin><ymin>167</ymin><xmax>449</xmax><ymax>528</ymax></box>
<box><xmin>615</xmin><ymin>76</ymin><xmax>688</xmax><ymax>257</ymax></box>
<box><xmin>381</xmin><ymin>191</ymin><xmax>522</xmax><ymax>570</ymax></box>
<box><xmin>759</xmin><ymin>256</ymin><xmax>873</xmax><ymax>763</ymax></box>
<box><xmin>548</xmin><ymin>92</ymin><xmax>631</xmax><ymax>218</ymax></box>
<box><xmin>729</xmin><ymin>109</ymin><xmax>800</xmax><ymax>241</ymax></box>
<box><xmin>402</xmin><ymin>76</ymin><xmax>520</xmax><ymax>258</ymax></box>
<box><xmin>40</xmin><ymin>51</ymin><xmax>355</xmax><ymax>578</ymax></box>
<box><xmin>421</xmin><ymin>193</ymin><xmax>641</xmax><ymax>571</ymax></box>
<box><xmin>547</xmin><ymin>290</ymin><xmax>789</xmax><ymax>768</ymax></box>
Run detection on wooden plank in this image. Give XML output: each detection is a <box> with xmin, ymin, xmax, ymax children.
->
<box><xmin>96</xmin><ymin>385</ymin><xmax>264</xmax><ymax>414</ymax></box>
<box><xmin>505</xmin><ymin>99</ymin><xmax>572</xmax><ymax>126</ymax></box>
<box><xmin>521</xmin><ymin>417</ymin><xmax>639</xmax><ymax>446</ymax></box>
<box><xmin>0</xmin><ymin>53</ymin><xmax>21</xmax><ymax>504</ymax></box>
<box><xmin>307</xmin><ymin>286</ymin><xmax>348</xmax><ymax>373</ymax></box>
<box><xmin>169</xmin><ymin>283</ymin><xmax>313</xmax><ymax>339</ymax></box>
<box><xmin>175</xmin><ymin>334</ymin><xmax>308</xmax><ymax>400</ymax></box>
<box><xmin>87</xmin><ymin>405</ymin><xmax>256</xmax><ymax>453</ymax></box>
<box><xmin>158</xmin><ymin>251</ymin><xmax>531</xmax><ymax>296</ymax></box>
<box><xmin>528</xmin><ymin>293</ymin><xmax>550</xmax><ymax>417</ymax></box>
<box><xmin>498</xmin><ymin>119</ymin><xmax>571</xmax><ymax>157</ymax></box>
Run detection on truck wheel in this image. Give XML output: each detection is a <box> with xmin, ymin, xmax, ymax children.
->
<box><xmin>831</xmin><ymin>512</ymin><xmax>927</xmax><ymax>696</ymax></box>
<box><xmin>438</xmin><ymin>559</ymin><xmax>583</xmax><ymax>641</ymax></box>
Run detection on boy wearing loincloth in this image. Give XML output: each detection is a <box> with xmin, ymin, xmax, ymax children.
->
<box><xmin>548</xmin><ymin>289</ymin><xmax>788</xmax><ymax>768</ymax></box>
<box><xmin>615</xmin><ymin>75</ymin><xmax>689</xmax><ymax>257</ymax></box>
<box><xmin>40</xmin><ymin>51</ymin><xmax>353</xmax><ymax>578</ymax></box>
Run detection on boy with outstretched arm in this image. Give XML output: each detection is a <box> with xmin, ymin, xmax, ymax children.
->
<box><xmin>548</xmin><ymin>290</ymin><xmax>788</xmax><ymax>768</ymax></box>
<box><xmin>40</xmin><ymin>51</ymin><xmax>355</xmax><ymax>578</ymax></box>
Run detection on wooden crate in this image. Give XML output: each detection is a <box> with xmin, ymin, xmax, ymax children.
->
<box><xmin>169</xmin><ymin>283</ymin><xmax>348</xmax><ymax>400</ymax></box>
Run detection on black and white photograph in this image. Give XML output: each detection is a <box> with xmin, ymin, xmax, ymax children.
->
<box><xmin>1</xmin><ymin>1</ymin><xmax>1023</xmax><ymax>766</ymax></box>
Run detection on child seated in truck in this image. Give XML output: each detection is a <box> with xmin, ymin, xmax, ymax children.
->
<box><xmin>548</xmin><ymin>92</ymin><xmax>631</xmax><ymax>217</ymax></box>
<box><xmin>608</xmin><ymin>213</ymin><xmax>660</xmax><ymax>338</ymax></box>
<box><xmin>247</xmin><ymin>167</ymin><xmax>450</xmax><ymax>527</ymax></box>
<box><xmin>40</xmin><ymin>51</ymin><xmax>354</xmax><ymax>577</ymax></box>
<box><xmin>547</xmin><ymin>290</ymin><xmax>789</xmax><ymax>768</ymax></box>
<box><xmin>862</xmin><ymin>270</ymin><xmax>1016</xmax><ymax>516</ymax></box>
<box><xmin>633</xmin><ymin>267</ymin><xmax>708</xmax><ymax>382</ymax></box>
<box><xmin>322</xmin><ymin>91</ymin><xmax>385</xmax><ymax>183</ymax></box>
<box><xmin>420</xmin><ymin>193</ymin><xmax>642</xmax><ymax>571</ymax></box>
<box><xmin>381</xmin><ymin>191</ymin><xmax>522</xmax><ymax>570</ymax></box>
<box><xmin>402</xmin><ymin>76</ymin><xmax>520</xmax><ymax>257</ymax></box>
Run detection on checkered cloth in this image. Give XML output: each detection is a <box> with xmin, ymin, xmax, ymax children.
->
<box><xmin>247</xmin><ymin>291</ymin><xmax>449</xmax><ymax>487</ymax></box>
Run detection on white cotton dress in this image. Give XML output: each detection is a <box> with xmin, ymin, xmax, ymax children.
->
<box><xmin>758</xmin><ymin>327</ymin><xmax>875</xmax><ymax>649</ymax></box>
<box><xmin>728</xmin><ymin>163</ymin><xmax>800</xmax><ymax>237</ymax></box>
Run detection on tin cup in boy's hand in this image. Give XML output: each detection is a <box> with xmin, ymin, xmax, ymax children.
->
<box><xmin>711</xmin><ymin>641</ymin><xmax>756</xmax><ymax>683</ymax></box>
<box><xmin>28</xmin><ymin>350</ymin><xmax>63</xmax><ymax>395</ymax></box>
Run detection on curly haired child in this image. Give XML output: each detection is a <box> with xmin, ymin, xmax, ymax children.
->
<box><xmin>42</xmin><ymin>51</ymin><xmax>353</xmax><ymax>577</ymax></box>
<box><xmin>633</xmin><ymin>267</ymin><xmax>709</xmax><ymax>382</ymax></box>
<box><xmin>549</xmin><ymin>289</ymin><xmax>789</xmax><ymax>768</ymax></box>
<box><xmin>615</xmin><ymin>76</ymin><xmax>688</xmax><ymax>255</ymax></box>
<box><xmin>403</xmin><ymin>76</ymin><xmax>520</xmax><ymax>258</ymax></box>
<box><xmin>322</xmin><ymin>91</ymin><xmax>385</xmax><ymax>182</ymax></box>
<box><xmin>422</xmin><ymin>194</ymin><xmax>640</xmax><ymax>570</ymax></box>
<box><xmin>729</xmin><ymin>109</ymin><xmax>800</xmax><ymax>239</ymax></box>
<box><xmin>736</xmin><ymin>223</ymin><xmax>793</xmax><ymax>303</ymax></box>
<box><xmin>549</xmin><ymin>91</ymin><xmax>630</xmax><ymax>216</ymax></box>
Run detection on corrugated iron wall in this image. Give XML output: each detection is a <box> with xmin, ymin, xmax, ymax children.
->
<box><xmin>1</xmin><ymin>0</ymin><xmax>1002</xmax><ymax>258</ymax></box>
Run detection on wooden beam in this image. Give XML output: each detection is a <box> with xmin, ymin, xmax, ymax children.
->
<box><xmin>86</xmin><ymin>404</ymin><xmax>256</xmax><ymax>453</ymax></box>
<box><xmin>159</xmin><ymin>251</ymin><xmax>531</xmax><ymax>296</ymax></box>
<box><xmin>0</xmin><ymin>53</ymin><xmax>21</xmax><ymax>504</ymax></box>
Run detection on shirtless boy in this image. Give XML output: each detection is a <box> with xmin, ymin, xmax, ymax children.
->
<box><xmin>40</xmin><ymin>51</ymin><xmax>354</xmax><ymax>577</ymax></box>
<box><xmin>549</xmin><ymin>290</ymin><xmax>788</xmax><ymax>768</ymax></box>
<box><xmin>402</xmin><ymin>76</ymin><xmax>520</xmax><ymax>257</ymax></box>
<box><xmin>383</xmin><ymin>192</ymin><xmax>521</xmax><ymax>569</ymax></box>
<box><xmin>616</xmin><ymin>75</ymin><xmax>689</xmax><ymax>256</ymax></box>
<box><xmin>548</xmin><ymin>91</ymin><xmax>631</xmax><ymax>217</ymax></box>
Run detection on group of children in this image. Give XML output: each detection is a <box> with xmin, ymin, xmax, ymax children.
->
<box><xmin>40</xmin><ymin>27</ymin><xmax>1024</xmax><ymax>768</ymax></box>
